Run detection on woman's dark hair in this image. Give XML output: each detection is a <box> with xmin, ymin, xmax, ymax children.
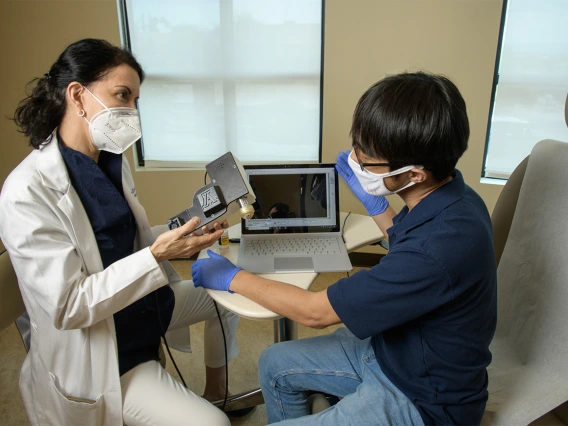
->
<box><xmin>13</xmin><ymin>38</ymin><xmax>145</xmax><ymax>149</ymax></box>
<box><xmin>351</xmin><ymin>72</ymin><xmax>469</xmax><ymax>182</ymax></box>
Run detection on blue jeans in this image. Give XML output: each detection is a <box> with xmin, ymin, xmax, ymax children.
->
<box><xmin>258</xmin><ymin>327</ymin><xmax>424</xmax><ymax>425</ymax></box>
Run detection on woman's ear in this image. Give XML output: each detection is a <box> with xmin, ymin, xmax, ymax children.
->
<box><xmin>66</xmin><ymin>82</ymin><xmax>85</xmax><ymax>115</ymax></box>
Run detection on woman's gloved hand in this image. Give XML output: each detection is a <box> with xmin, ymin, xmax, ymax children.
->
<box><xmin>336</xmin><ymin>150</ymin><xmax>389</xmax><ymax>216</ymax></box>
<box><xmin>191</xmin><ymin>250</ymin><xmax>242</xmax><ymax>293</ymax></box>
<box><xmin>150</xmin><ymin>217</ymin><xmax>227</xmax><ymax>263</ymax></box>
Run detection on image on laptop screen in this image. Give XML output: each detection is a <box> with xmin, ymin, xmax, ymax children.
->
<box><xmin>242</xmin><ymin>165</ymin><xmax>340</xmax><ymax>234</ymax></box>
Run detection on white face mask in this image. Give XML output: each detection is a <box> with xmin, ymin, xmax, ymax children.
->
<box><xmin>348</xmin><ymin>151</ymin><xmax>423</xmax><ymax>196</ymax></box>
<box><xmin>82</xmin><ymin>86</ymin><xmax>141</xmax><ymax>154</ymax></box>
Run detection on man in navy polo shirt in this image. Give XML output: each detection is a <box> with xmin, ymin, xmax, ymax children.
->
<box><xmin>191</xmin><ymin>72</ymin><xmax>497</xmax><ymax>425</ymax></box>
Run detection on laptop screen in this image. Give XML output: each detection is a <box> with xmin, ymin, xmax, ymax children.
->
<box><xmin>241</xmin><ymin>164</ymin><xmax>340</xmax><ymax>234</ymax></box>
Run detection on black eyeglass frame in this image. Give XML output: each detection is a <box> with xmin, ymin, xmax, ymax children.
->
<box><xmin>353</xmin><ymin>148</ymin><xmax>392</xmax><ymax>172</ymax></box>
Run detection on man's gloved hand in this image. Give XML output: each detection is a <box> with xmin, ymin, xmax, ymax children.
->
<box><xmin>336</xmin><ymin>150</ymin><xmax>389</xmax><ymax>216</ymax></box>
<box><xmin>191</xmin><ymin>250</ymin><xmax>242</xmax><ymax>293</ymax></box>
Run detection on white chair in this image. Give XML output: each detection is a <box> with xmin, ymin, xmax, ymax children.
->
<box><xmin>0</xmin><ymin>250</ymin><xmax>27</xmax><ymax>347</ymax></box>
<box><xmin>481</xmin><ymin>94</ymin><xmax>568</xmax><ymax>426</ymax></box>
<box><xmin>482</xmin><ymin>138</ymin><xmax>568</xmax><ymax>426</ymax></box>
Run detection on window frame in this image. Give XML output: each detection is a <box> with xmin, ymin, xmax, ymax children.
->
<box><xmin>481</xmin><ymin>0</ymin><xmax>509</xmax><ymax>182</ymax></box>
<box><xmin>117</xmin><ymin>0</ymin><xmax>326</xmax><ymax>168</ymax></box>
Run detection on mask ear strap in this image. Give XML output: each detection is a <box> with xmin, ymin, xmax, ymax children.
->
<box><xmin>393</xmin><ymin>165</ymin><xmax>425</xmax><ymax>193</ymax></box>
<box><xmin>82</xmin><ymin>85</ymin><xmax>111</xmax><ymax>112</ymax></box>
<box><xmin>393</xmin><ymin>179</ymin><xmax>416</xmax><ymax>194</ymax></box>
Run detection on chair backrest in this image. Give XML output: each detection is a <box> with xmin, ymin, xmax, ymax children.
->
<box><xmin>490</xmin><ymin>155</ymin><xmax>529</xmax><ymax>267</ymax></box>
<box><xmin>487</xmin><ymin>139</ymin><xmax>568</xmax><ymax>425</ymax></box>
<box><xmin>0</xmin><ymin>250</ymin><xmax>26</xmax><ymax>331</ymax></box>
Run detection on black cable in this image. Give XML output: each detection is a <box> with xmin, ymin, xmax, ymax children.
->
<box><xmin>341</xmin><ymin>211</ymin><xmax>351</xmax><ymax>243</ymax></box>
<box><xmin>204</xmin><ymin>170</ymin><xmax>229</xmax><ymax>411</ymax></box>
<box><xmin>155</xmin><ymin>292</ymin><xmax>187</xmax><ymax>388</ymax></box>
<box><xmin>154</xmin><ymin>256</ymin><xmax>229</xmax><ymax>411</ymax></box>
<box><xmin>213</xmin><ymin>300</ymin><xmax>229</xmax><ymax>412</ymax></box>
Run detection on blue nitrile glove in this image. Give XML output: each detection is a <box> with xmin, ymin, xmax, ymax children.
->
<box><xmin>335</xmin><ymin>150</ymin><xmax>389</xmax><ymax>216</ymax></box>
<box><xmin>191</xmin><ymin>250</ymin><xmax>242</xmax><ymax>293</ymax></box>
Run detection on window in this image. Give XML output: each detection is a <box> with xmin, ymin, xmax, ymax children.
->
<box><xmin>118</xmin><ymin>0</ymin><xmax>324</xmax><ymax>168</ymax></box>
<box><xmin>483</xmin><ymin>0</ymin><xmax>568</xmax><ymax>180</ymax></box>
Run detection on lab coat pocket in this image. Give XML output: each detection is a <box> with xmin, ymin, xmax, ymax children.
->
<box><xmin>46</xmin><ymin>372</ymin><xmax>105</xmax><ymax>426</ymax></box>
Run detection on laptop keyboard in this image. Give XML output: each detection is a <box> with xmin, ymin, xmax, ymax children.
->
<box><xmin>243</xmin><ymin>237</ymin><xmax>342</xmax><ymax>256</ymax></box>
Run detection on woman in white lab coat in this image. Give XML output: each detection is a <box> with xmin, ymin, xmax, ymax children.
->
<box><xmin>0</xmin><ymin>39</ymin><xmax>239</xmax><ymax>426</ymax></box>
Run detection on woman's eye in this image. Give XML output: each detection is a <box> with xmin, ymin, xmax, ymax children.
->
<box><xmin>118</xmin><ymin>92</ymin><xmax>128</xmax><ymax>99</ymax></box>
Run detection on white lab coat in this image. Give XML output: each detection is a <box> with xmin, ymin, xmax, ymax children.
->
<box><xmin>0</xmin><ymin>131</ymin><xmax>183</xmax><ymax>425</ymax></box>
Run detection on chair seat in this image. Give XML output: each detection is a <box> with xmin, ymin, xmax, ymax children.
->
<box><xmin>482</xmin><ymin>336</ymin><xmax>568</xmax><ymax>425</ymax></box>
<box><xmin>308</xmin><ymin>393</ymin><xmax>331</xmax><ymax>414</ymax></box>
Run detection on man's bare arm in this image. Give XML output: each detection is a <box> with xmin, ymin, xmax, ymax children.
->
<box><xmin>230</xmin><ymin>271</ymin><xmax>341</xmax><ymax>329</ymax></box>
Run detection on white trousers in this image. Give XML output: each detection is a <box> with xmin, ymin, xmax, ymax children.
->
<box><xmin>120</xmin><ymin>280</ymin><xmax>239</xmax><ymax>426</ymax></box>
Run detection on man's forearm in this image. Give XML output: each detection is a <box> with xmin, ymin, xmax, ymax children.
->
<box><xmin>229</xmin><ymin>271</ymin><xmax>341</xmax><ymax>329</ymax></box>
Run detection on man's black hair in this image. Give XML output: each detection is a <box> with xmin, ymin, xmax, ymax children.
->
<box><xmin>351</xmin><ymin>72</ymin><xmax>469</xmax><ymax>182</ymax></box>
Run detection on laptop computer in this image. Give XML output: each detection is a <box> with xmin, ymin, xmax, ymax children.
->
<box><xmin>237</xmin><ymin>164</ymin><xmax>352</xmax><ymax>274</ymax></box>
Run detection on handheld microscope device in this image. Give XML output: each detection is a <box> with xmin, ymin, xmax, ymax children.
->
<box><xmin>166</xmin><ymin>152</ymin><xmax>255</xmax><ymax>235</ymax></box>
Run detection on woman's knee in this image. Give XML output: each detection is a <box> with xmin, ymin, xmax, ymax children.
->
<box><xmin>202</xmin><ymin>406</ymin><xmax>231</xmax><ymax>426</ymax></box>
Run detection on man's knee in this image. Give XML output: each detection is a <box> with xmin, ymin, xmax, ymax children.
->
<box><xmin>258</xmin><ymin>342</ymin><xmax>294</xmax><ymax>385</ymax></box>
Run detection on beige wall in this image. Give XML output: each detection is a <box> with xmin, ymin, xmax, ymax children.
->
<box><xmin>0</xmin><ymin>0</ymin><xmax>504</xmax><ymax>252</ymax></box>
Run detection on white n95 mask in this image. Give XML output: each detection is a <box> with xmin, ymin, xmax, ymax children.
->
<box><xmin>347</xmin><ymin>151</ymin><xmax>423</xmax><ymax>197</ymax></box>
<box><xmin>82</xmin><ymin>86</ymin><xmax>141</xmax><ymax>154</ymax></box>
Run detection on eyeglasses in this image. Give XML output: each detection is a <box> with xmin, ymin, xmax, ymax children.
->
<box><xmin>353</xmin><ymin>148</ymin><xmax>392</xmax><ymax>172</ymax></box>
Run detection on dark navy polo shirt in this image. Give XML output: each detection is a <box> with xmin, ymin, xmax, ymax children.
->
<box><xmin>328</xmin><ymin>170</ymin><xmax>497</xmax><ymax>426</ymax></box>
<box><xmin>59</xmin><ymin>140</ymin><xmax>175</xmax><ymax>376</ymax></box>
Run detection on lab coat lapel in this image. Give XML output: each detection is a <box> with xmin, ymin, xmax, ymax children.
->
<box><xmin>57</xmin><ymin>192</ymin><xmax>104</xmax><ymax>274</ymax></box>
<box><xmin>121</xmin><ymin>157</ymin><xmax>154</xmax><ymax>249</ymax></box>
<box><xmin>120</xmin><ymin>157</ymin><xmax>183</xmax><ymax>285</ymax></box>
<box><xmin>37</xmin><ymin>132</ymin><xmax>104</xmax><ymax>274</ymax></box>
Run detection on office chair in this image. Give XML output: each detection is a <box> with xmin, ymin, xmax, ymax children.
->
<box><xmin>481</xmin><ymin>138</ymin><xmax>568</xmax><ymax>426</ymax></box>
<box><xmin>0</xmin><ymin>250</ymin><xmax>27</xmax><ymax>349</ymax></box>
<box><xmin>1</xmin><ymin>249</ymin><xmax>169</xmax><ymax>371</ymax></box>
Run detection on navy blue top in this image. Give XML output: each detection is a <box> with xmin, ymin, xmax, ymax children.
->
<box><xmin>327</xmin><ymin>170</ymin><xmax>497</xmax><ymax>426</ymax></box>
<box><xmin>59</xmin><ymin>140</ymin><xmax>175</xmax><ymax>376</ymax></box>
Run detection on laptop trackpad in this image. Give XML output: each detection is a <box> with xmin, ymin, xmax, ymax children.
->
<box><xmin>274</xmin><ymin>257</ymin><xmax>314</xmax><ymax>272</ymax></box>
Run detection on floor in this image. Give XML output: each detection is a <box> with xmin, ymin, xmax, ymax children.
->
<box><xmin>0</xmin><ymin>261</ymin><xmax>358</xmax><ymax>426</ymax></box>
